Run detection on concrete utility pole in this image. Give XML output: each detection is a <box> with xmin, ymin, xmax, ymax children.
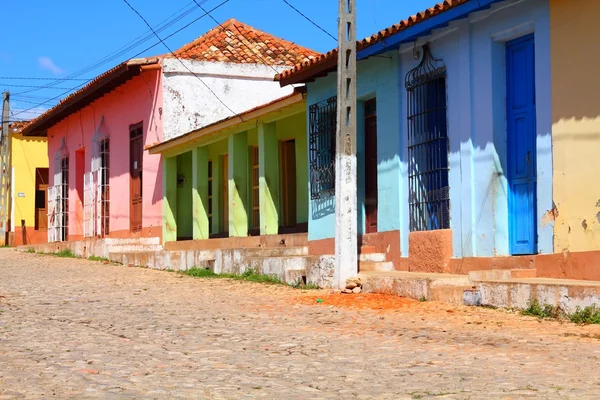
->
<box><xmin>0</xmin><ymin>92</ymin><xmax>11</xmax><ymax>245</ymax></box>
<box><xmin>334</xmin><ymin>0</ymin><xmax>358</xmax><ymax>288</ymax></box>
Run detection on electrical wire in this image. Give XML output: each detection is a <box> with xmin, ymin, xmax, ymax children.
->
<box><xmin>0</xmin><ymin>77</ymin><xmax>91</xmax><ymax>81</ymax></box>
<box><xmin>10</xmin><ymin>0</ymin><xmax>230</xmax><ymax>118</ymax></box>
<box><xmin>281</xmin><ymin>0</ymin><xmax>337</xmax><ymax>42</ymax></box>
<box><xmin>122</xmin><ymin>0</ymin><xmax>240</xmax><ymax>119</ymax></box>
<box><xmin>0</xmin><ymin>84</ymin><xmax>75</xmax><ymax>90</ymax></box>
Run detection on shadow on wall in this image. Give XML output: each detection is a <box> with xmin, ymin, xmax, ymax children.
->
<box><xmin>312</xmin><ymin>195</ymin><xmax>334</xmax><ymax>221</ymax></box>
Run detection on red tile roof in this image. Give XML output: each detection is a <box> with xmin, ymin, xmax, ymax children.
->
<box><xmin>172</xmin><ymin>18</ymin><xmax>319</xmax><ymax>66</ymax></box>
<box><xmin>275</xmin><ymin>0</ymin><xmax>469</xmax><ymax>84</ymax></box>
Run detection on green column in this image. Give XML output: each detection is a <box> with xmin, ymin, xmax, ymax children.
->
<box><xmin>258</xmin><ymin>122</ymin><xmax>280</xmax><ymax>235</ymax></box>
<box><xmin>228</xmin><ymin>132</ymin><xmax>249</xmax><ymax>236</ymax></box>
<box><xmin>162</xmin><ymin>156</ymin><xmax>177</xmax><ymax>243</ymax></box>
<box><xmin>192</xmin><ymin>147</ymin><xmax>209</xmax><ymax>240</ymax></box>
<box><xmin>212</xmin><ymin>156</ymin><xmax>222</xmax><ymax>234</ymax></box>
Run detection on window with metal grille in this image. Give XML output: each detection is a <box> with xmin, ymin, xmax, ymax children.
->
<box><xmin>405</xmin><ymin>45</ymin><xmax>450</xmax><ymax>232</ymax></box>
<box><xmin>309</xmin><ymin>96</ymin><xmax>336</xmax><ymax>200</ymax></box>
<box><xmin>99</xmin><ymin>138</ymin><xmax>110</xmax><ymax>236</ymax></box>
<box><xmin>251</xmin><ymin>146</ymin><xmax>259</xmax><ymax>230</ymax></box>
<box><xmin>59</xmin><ymin>155</ymin><xmax>69</xmax><ymax>241</ymax></box>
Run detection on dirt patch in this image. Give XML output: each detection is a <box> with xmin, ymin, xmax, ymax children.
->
<box><xmin>292</xmin><ymin>293</ymin><xmax>419</xmax><ymax>311</ymax></box>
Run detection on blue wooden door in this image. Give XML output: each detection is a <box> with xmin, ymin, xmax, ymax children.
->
<box><xmin>507</xmin><ymin>34</ymin><xmax>537</xmax><ymax>255</ymax></box>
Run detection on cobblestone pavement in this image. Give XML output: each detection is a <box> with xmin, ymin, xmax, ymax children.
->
<box><xmin>2</xmin><ymin>249</ymin><xmax>600</xmax><ymax>399</ymax></box>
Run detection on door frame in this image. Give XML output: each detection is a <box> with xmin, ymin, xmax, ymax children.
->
<box><xmin>129</xmin><ymin>122</ymin><xmax>144</xmax><ymax>233</ymax></box>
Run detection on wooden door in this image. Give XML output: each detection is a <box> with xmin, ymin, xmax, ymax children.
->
<box><xmin>222</xmin><ymin>155</ymin><xmax>229</xmax><ymax>234</ymax></box>
<box><xmin>507</xmin><ymin>34</ymin><xmax>537</xmax><ymax>255</ymax></box>
<box><xmin>35</xmin><ymin>168</ymin><xmax>49</xmax><ymax>230</ymax></box>
<box><xmin>130</xmin><ymin>124</ymin><xmax>143</xmax><ymax>232</ymax></box>
<box><xmin>365</xmin><ymin>99</ymin><xmax>378</xmax><ymax>233</ymax></box>
<box><xmin>280</xmin><ymin>140</ymin><xmax>297</xmax><ymax>228</ymax></box>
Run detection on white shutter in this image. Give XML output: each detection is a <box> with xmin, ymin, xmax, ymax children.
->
<box><xmin>83</xmin><ymin>172</ymin><xmax>94</xmax><ymax>238</ymax></box>
<box><xmin>47</xmin><ymin>186</ymin><xmax>56</xmax><ymax>243</ymax></box>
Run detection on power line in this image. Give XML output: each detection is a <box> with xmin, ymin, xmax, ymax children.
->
<box><xmin>0</xmin><ymin>83</ymin><xmax>75</xmax><ymax>90</ymax></box>
<box><xmin>122</xmin><ymin>0</ymin><xmax>240</xmax><ymax>119</ymax></box>
<box><xmin>0</xmin><ymin>76</ymin><xmax>92</xmax><ymax>81</ymax></box>
<box><xmin>281</xmin><ymin>0</ymin><xmax>337</xmax><ymax>42</ymax></box>
<box><xmin>10</xmin><ymin>0</ymin><xmax>229</xmax><ymax>118</ymax></box>
<box><xmin>12</xmin><ymin>0</ymin><xmax>208</xmax><ymax>96</ymax></box>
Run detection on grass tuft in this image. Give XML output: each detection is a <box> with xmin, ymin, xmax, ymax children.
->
<box><xmin>26</xmin><ymin>247</ymin><xmax>36</xmax><ymax>254</ymax></box>
<box><xmin>55</xmin><ymin>249</ymin><xmax>77</xmax><ymax>258</ymax></box>
<box><xmin>522</xmin><ymin>300</ymin><xmax>562</xmax><ymax>319</ymax></box>
<box><xmin>88</xmin><ymin>255</ymin><xmax>109</xmax><ymax>262</ymax></box>
<box><xmin>570</xmin><ymin>305</ymin><xmax>600</xmax><ymax>325</ymax></box>
<box><xmin>183</xmin><ymin>267</ymin><xmax>320</xmax><ymax>289</ymax></box>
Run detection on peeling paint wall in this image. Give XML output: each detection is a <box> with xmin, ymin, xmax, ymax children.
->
<box><xmin>550</xmin><ymin>0</ymin><xmax>600</xmax><ymax>252</ymax></box>
<box><xmin>161</xmin><ymin>59</ymin><xmax>293</xmax><ymax>140</ymax></box>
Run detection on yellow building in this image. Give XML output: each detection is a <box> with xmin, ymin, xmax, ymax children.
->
<box><xmin>3</xmin><ymin>122</ymin><xmax>49</xmax><ymax>246</ymax></box>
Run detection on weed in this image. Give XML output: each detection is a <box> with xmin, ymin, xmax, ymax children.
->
<box><xmin>419</xmin><ymin>296</ymin><xmax>427</xmax><ymax>302</ymax></box>
<box><xmin>291</xmin><ymin>279</ymin><xmax>320</xmax><ymax>290</ymax></box>
<box><xmin>185</xmin><ymin>268</ymin><xmax>218</xmax><ymax>278</ymax></box>
<box><xmin>183</xmin><ymin>267</ymin><xmax>317</xmax><ymax>288</ymax></box>
<box><xmin>55</xmin><ymin>249</ymin><xmax>77</xmax><ymax>258</ymax></box>
<box><xmin>26</xmin><ymin>247</ymin><xmax>36</xmax><ymax>254</ymax></box>
<box><xmin>569</xmin><ymin>305</ymin><xmax>600</xmax><ymax>325</ymax></box>
<box><xmin>521</xmin><ymin>300</ymin><xmax>561</xmax><ymax>319</ymax></box>
<box><xmin>88</xmin><ymin>255</ymin><xmax>109</xmax><ymax>262</ymax></box>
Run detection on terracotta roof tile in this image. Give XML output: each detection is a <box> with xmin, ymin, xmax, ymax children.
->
<box><xmin>172</xmin><ymin>18</ymin><xmax>319</xmax><ymax>66</ymax></box>
<box><xmin>275</xmin><ymin>0</ymin><xmax>469</xmax><ymax>83</ymax></box>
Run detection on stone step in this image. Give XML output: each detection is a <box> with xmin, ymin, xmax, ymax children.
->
<box><xmin>475</xmin><ymin>277</ymin><xmax>600</xmax><ymax>313</ymax></box>
<box><xmin>241</xmin><ymin>246</ymin><xmax>308</xmax><ymax>258</ymax></box>
<box><xmin>359</xmin><ymin>252</ymin><xmax>386</xmax><ymax>262</ymax></box>
<box><xmin>359</xmin><ymin>245</ymin><xmax>380</xmax><ymax>254</ymax></box>
<box><xmin>104</xmin><ymin>237</ymin><xmax>161</xmax><ymax>246</ymax></box>
<box><xmin>469</xmin><ymin>268</ymin><xmax>536</xmax><ymax>281</ymax></box>
<box><xmin>359</xmin><ymin>271</ymin><xmax>472</xmax><ymax>304</ymax></box>
<box><xmin>359</xmin><ymin>261</ymin><xmax>394</xmax><ymax>272</ymax></box>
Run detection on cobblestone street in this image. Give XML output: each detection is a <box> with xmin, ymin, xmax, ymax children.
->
<box><xmin>1</xmin><ymin>249</ymin><xmax>600</xmax><ymax>399</ymax></box>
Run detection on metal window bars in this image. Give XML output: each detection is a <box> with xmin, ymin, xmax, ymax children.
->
<box><xmin>309</xmin><ymin>96</ymin><xmax>337</xmax><ymax>200</ymax></box>
<box><xmin>49</xmin><ymin>138</ymin><xmax>69</xmax><ymax>242</ymax></box>
<box><xmin>84</xmin><ymin>129</ymin><xmax>110</xmax><ymax>238</ymax></box>
<box><xmin>405</xmin><ymin>45</ymin><xmax>450</xmax><ymax>232</ymax></box>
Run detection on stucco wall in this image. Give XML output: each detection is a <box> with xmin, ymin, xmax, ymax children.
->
<box><xmin>161</xmin><ymin>59</ymin><xmax>293</xmax><ymax>140</ymax></box>
<box><xmin>47</xmin><ymin>70</ymin><xmax>164</xmax><ymax>239</ymax></box>
<box><xmin>305</xmin><ymin>0</ymin><xmax>552</xmax><ymax>259</ymax></box>
<box><xmin>306</xmin><ymin>51</ymin><xmax>402</xmax><ymax>242</ymax></box>
<box><xmin>550</xmin><ymin>0</ymin><xmax>600</xmax><ymax>253</ymax></box>
<box><xmin>11</xmin><ymin>134</ymin><xmax>48</xmax><ymax>231</ymax></box>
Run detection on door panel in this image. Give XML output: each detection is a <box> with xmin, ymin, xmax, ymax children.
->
<box><xmin>507</xmin><ymin>34</ymin><xmax>537</xmax><ymax>255</ymax></box>
<box><xmin>130</xmin><ymin>125</ymin><xmax>143</xmax><ymax>233</ymax></box>
<box><xmin>280</xmin><ymin>140</ymin><xmax>297</xmax><ymax>228</ymax></box>
<box><xmin>365</xmin><ymin>99</ymin><xmax>378</xmax><ymax>233</ymax></box>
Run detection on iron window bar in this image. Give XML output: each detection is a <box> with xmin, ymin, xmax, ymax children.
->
<box><xmin>309</xmin><ymin>95</ymin><xmax>337</xmax><ymax>200</ymax></box>
<box><xmin>405</xmin><ymin>45</ymin><xmax>450</xmax><ymax>232</ymax></box>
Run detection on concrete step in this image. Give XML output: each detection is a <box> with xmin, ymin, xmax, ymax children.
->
<box><xmin>359</xmin><ymin>245</ymin><xmax>380</xmax><ymax>254</ymax></box>
<box><xmin>108</xmin><ymin>244</ymin><xmax>163</xmax><ymax>253</ymax></box>
<box><xmin>359</xmin><ymin>271</ymin><xmax>472</xmax><ymax>304</ymax></box>
<box><xmin>104</xmin><ymin>237</ymin><xmax>160</xmax><ymax>246</ymax></box>
<box><xmin>469</xmin><ymin>268</ymin><xmax>537</xmax><ymax>281</ymax></box>
<box><xmin>475</xmin><ymin>277</ymin><xmax>600</xmax><ymax>313</ymax></box>
<box><xmin>241</xmin><ymin>246</ymin><xmax>308</xmax><ymax>258</ymax></box>
<box><xmin>359</xmin><ymin>252</ymin><xmax>386</xmax><ymax>262</ymax></box>
<box><xmin>359</xmin><ymin>261</ymin><xmax>394</xmax><ymax>272</ymax></box>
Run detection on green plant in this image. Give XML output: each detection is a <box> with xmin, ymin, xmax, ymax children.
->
<box><xmin>291</xmin><ymin>279</ymin><xmax>320</xmax><ymax>290</ymax></box>
<box><xmin>184</xmin><ymin>268</ymin><xmax>218</xmax><ymax>278</ymax></box>
<box><xmin>521</xmin><ymin>300</ymin><xmax>561</xmax><ymax>319</ymax></box>
<box><xmin>419</xmin><ymin>296</ymin><xmax>427</xmax><ymax>302</ymax></box>
<box><xmin>88</xmin><ymin>255</ymin><xmax>109</xmax><ymax>262</ymax></box>
<box><xmin>26</xmin><ymin>247</ymin><xmax>36</xmax><ymax>253</ymax></box>
<box><xmin>569</xmin><ymin>305</ymin><xmax>600</xmax><ymax>325</ymax></box>
<box><xmin>238</xmin><ymin>268</ymin><xmax>282</xmax><ymax>284</ymax></box>
<box><xmin>55</xmin><ymin>249</ymin><xmax>77</xmax><ymax>258</ymax></box>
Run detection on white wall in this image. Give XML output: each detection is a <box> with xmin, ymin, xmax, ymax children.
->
<box><xmin>161</xmin><ymin>58</ymin><xmax>294</xmax><ymax>141</ymax></box>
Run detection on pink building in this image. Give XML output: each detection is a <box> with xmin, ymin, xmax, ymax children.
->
<box><xmin>20</xmin><ymin>20</ymin><xmax>317</xmax><ymax>246</ymax></box>
<box><xmin>23</xmin><ymin>59</ymin><xmax>164</xmax><ymax>242</ymax></box>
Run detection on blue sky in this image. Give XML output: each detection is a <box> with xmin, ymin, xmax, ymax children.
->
<box><xmin>2</xmin><ymin>0</ymin><xmax>435</xmax><ymax>120</ymax></box>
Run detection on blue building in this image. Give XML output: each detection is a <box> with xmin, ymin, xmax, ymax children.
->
<box><xmin>277</xmin><ymin>0</ymin><xmax>553</xmax><ymax>274</ymax></box>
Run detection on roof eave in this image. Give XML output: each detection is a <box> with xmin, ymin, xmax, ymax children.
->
<box><xmin>21</xmin><ymin>58</ymin><xmax>160</xmax><ymax>137</ymax></box>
